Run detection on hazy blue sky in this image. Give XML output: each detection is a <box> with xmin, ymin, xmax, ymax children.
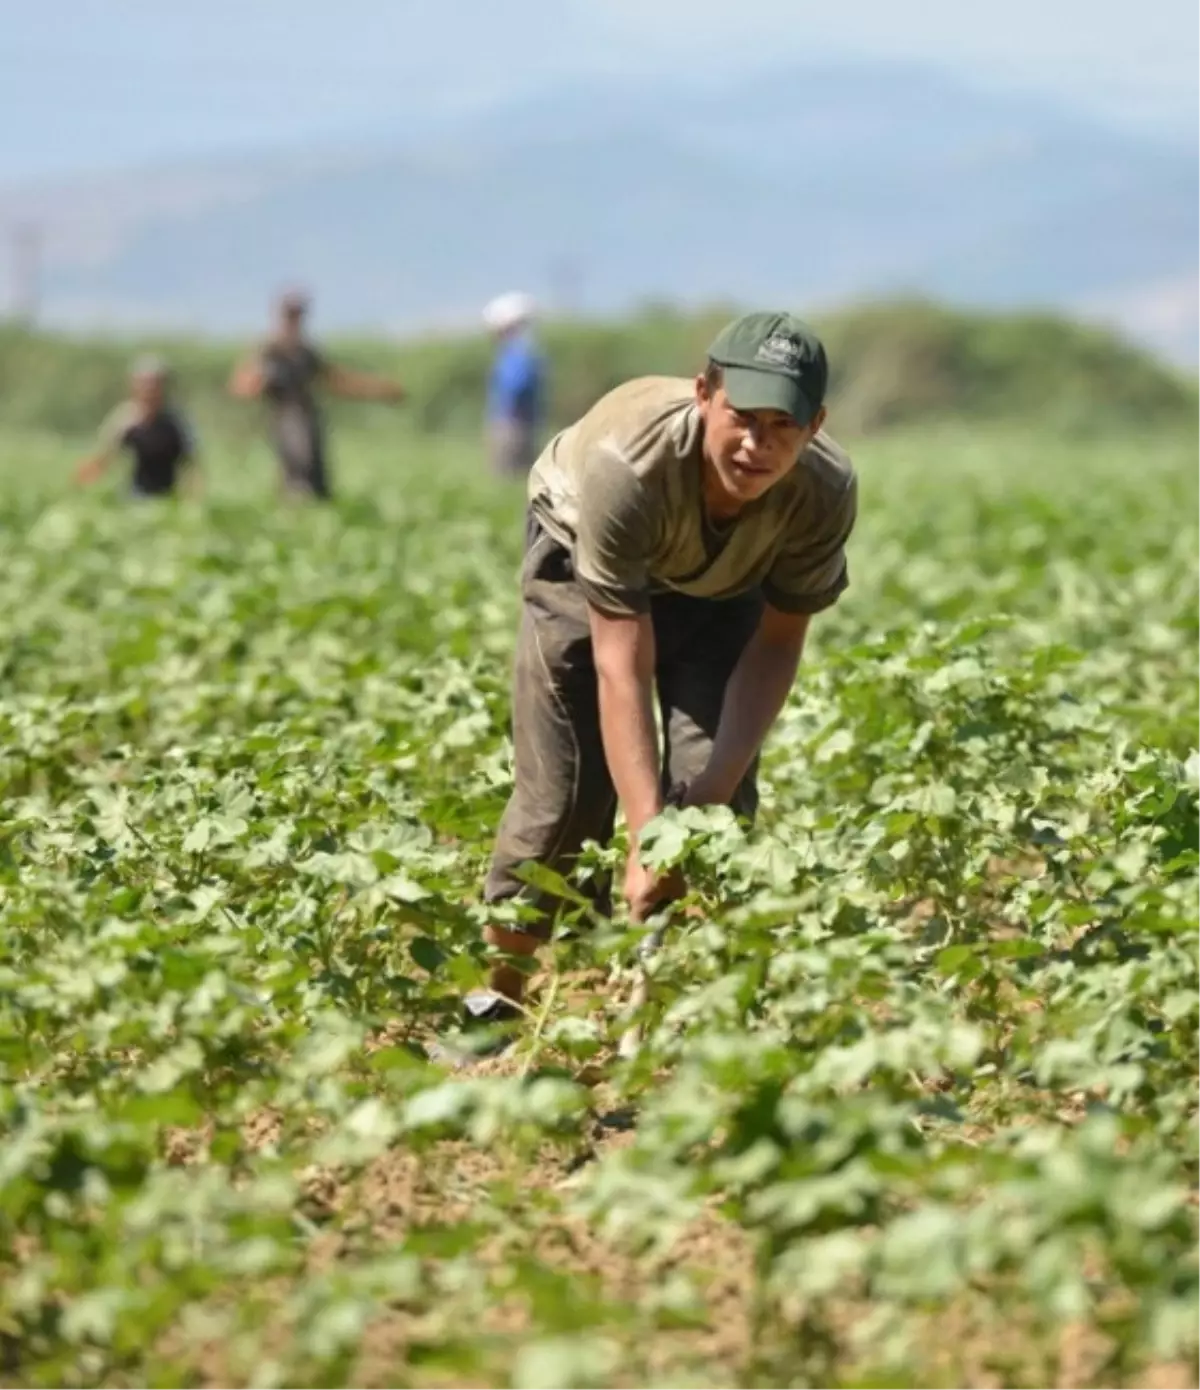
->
<box><xmin>0</xmin><ymin>0</ymin><xmax>1196</xmax><ymax>184</ymax></box>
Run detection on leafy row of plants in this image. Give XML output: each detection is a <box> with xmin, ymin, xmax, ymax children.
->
<box><xmin>0</xmin><ymin>424</ymin><xmax>1195</xmax><ymax>1387</ymax></box>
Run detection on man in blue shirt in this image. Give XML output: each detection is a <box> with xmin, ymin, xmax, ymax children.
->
<box><xmin>483</xmin><ymin>291</ymin><xmax>544</xmax><ymax>477</ymax></box>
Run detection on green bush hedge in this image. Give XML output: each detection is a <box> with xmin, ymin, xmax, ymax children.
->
<box><xmin>0</xmin><ymin>299</ymin><xmax>1193</xmax><ymax>444</ymax></box>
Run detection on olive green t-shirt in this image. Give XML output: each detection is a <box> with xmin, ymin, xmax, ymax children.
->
<box><xmin>259</xmin><ymin>340</ymin><xmax>327</xmax><ymax>420</ymax></box>
<box><xmin>527</xmin><ymin>376</ymin><xmax>857</xmax><ymax>617</ymax></box>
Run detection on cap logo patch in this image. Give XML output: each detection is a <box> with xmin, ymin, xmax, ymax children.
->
<box><xmin>755</xmin><ymin>333</ymin><xmax>804</xmax><ymax>370</ymax></box>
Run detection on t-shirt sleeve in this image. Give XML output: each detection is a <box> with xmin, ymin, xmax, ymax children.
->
<box><xmin>762</xmin><ymin>473</ymin><xmax>858</xmax><ymax>615</ymax></box>
<box><xmin>96</xmin><ymin>402</ymin><xmax>136</xmax><ymax>452</ymax></box>
<box><xmin>572</xmin><ymin>443</ymin><xmax>658</xmax><ymax>617</ymax></box>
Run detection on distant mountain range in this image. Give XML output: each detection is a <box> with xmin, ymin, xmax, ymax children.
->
<box><xmin>2</xmin><ymin>62</ymin><xmax>1196</xmax><ymax>361</ymax></box>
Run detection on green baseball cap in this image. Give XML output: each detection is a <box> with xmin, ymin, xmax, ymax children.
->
<box><xmin>707</xmin><ymin>311</ymin><xmax>828</xmax><ymax>424</ymax></box>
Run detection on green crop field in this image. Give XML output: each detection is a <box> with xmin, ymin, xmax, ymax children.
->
<box><xmin>0</xmin><ymin>409</ymin><xmax>1196</xmax><ymax>1388</ymax></box>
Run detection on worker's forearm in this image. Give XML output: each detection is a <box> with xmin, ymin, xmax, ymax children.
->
<box><xmin>329</xmin><ymin>370</ymin><xmax>402</xmax><ymax>402</ymax></box>
<box><xmin>597</xmin><ymin>668</ymin><xmax>662</xmax><ymax>837</ymax></box>
<box><xmin>228</xmin><ymin>361</ymin><xmax>263</xmax><ymax>398</ymax></box>
<box><xmin>695</xmin><ymin>636</ymin><xmax>803</xmax><ymax>804</ymax></box>
<box><xmin>364</xmin><ymin>376</ymin><xmax>402</xmax><ymax>401</ymax></box>
<box><xmin>74</xmin><ymin>452</ymin><xmax>110</xmax><ymax>483</ymax></box>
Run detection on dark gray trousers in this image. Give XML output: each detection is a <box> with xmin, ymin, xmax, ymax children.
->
<box><xmin>484</xmin><ymin>518</ymin><xmax>762</xmax><ymax>937</ymax></box>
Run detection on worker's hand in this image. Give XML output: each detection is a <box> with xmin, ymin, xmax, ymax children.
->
<box><xmin>74</xmin><ymin>458</ymin><xmax>104</xmax><ymax>486</ymax></box>
<box><xmin>228</xmin><ymin>361</ymin><xmax>265</xmax><ymax>399</ymax></box>
<box><xmin>678</xmin><ymin>771</ymin><xmax>736</xmax><ymax>809</ymax></box>
<box><xmin>623</xmin><ymin>850</ymin><xmax>684</xmax><ymax>924</ymax></box>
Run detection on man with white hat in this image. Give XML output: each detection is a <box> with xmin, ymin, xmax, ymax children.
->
<box><xmin>75</xmin><ymin>355</ymin><xmax>200</xmax><ymax>498</ymax></box>
<box><xmin>483</xmin><ymin>291</ymin><xmax>545</xmax><ymax>478</ymax></box>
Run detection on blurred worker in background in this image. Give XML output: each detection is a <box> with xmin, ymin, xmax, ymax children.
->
<box><xmin>228</xmin><ymin>288</ymin><xmax>406</xmax><ymax>501</ymax></box>
<box><xmin>75</xmin><ymin>355</ymin><xmax>200</xmax><ymax>499</ymax></box>
<box><xmin>483</xmin><ymin>291</ymin><xmax>545</xmax><ymax>478</ymax></box>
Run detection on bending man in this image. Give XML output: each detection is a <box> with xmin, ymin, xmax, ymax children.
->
<box><xmin>469</xmin><ymin>310</ymin><xmax>859</xmax><ymax>1028</ymax></box>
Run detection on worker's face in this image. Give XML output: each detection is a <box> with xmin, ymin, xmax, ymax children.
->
<box><xmin>279</xmin><ymin>302</ymin><xmax>307</xmax><ymax>339</ymax></box>
<box><xmin>131</xmin><ymin>372</ymin><xmax>167</xmax><ymax>410</ymax></box>
<box><xmin>696</xmin><ymin>375</ymin><xmax>824</xmax><ymax>508</ymax></box>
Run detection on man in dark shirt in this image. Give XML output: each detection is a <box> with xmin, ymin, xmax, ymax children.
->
<box><xmin>75</xmin><ymin>356</ymin><xmax>199</xmax><ymax>498</ymax></box>
<box><xmin>229</xmin><ymin>289</ymin><xmax>406</xmax><ymax>500</ymax></box>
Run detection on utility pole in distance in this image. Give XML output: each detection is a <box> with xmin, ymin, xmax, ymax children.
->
<box><xmin>10</xmin><ymin>221</ymin><xmax>43</xmax><ymax>326</ymax></box>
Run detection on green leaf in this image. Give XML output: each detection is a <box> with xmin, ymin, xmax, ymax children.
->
<box><xmin>380</xmin><ymin>871</ymin><xmax>429</xmax><ymax>902</ymax></box>
<box><xmin>512</xmin><ymin>1335</ymin><xmax>616</xmax><ymax>1390</ymax></box>
<box><xmin>182</xmin><ymin>819</ymin><xmax>214</xmax><ymax>854</ymax></box>
<box><xmin>989</xmin><ymin>937</ymin><xmax>1044</xmax><ymax>959</ymax></box>
<box><xmin>60</xmin><ymin>1288</ymin><xmax>132</xmax><ymax>1345</ymax></box>
<box><xmin>139</xmin><ymin>1039</ymin><xmax>205</xmax><ymax>1093</ymax></box>
<box><xmin>410</xmin><ymin>935</ymin><xmax>447</xmax><ymax>974</ymax></box>
<box><xmin>935</xmin><ymin>944</ymin><xmax>978</xmax><ymax>977</ymax></box>
<box><xmin>512</xmin><ymin>859</ymin><xmax>593</xmax><ymax>906</ymax></box>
